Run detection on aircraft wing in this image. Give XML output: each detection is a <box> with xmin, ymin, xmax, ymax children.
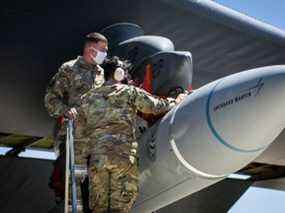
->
<box><xmin>0</xmin><ymin>0</ymin><xmax>285</xmax><ymax>144</ymax></box>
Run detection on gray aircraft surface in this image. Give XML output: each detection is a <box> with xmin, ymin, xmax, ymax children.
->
<box><xmin>0</xmin><ymin>0</ymin><xmax>285</xmax><ymax>212</ymax></box>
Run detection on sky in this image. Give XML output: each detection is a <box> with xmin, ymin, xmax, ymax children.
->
<box><xmin>0</xmin><ymin>147</ymin><xmax>56</xmax><ymax>160</ymax></box>
<box><xmin>229</xmin><ymin>186</ymin><xmax>285</xmax><ymax>213</ymax></box>
<box><xmin>214</xmin><ymin>1</ymin><xmax>285</xmax><ymax>212</ymax></box>
<box><xmin>215</xmin><ymin>0</ymin><xmax>285</xmax><ymax>30</ymax></box>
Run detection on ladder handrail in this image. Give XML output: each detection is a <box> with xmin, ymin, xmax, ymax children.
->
<box><xmin>69</xmin><ymin>120</ymin><xmax>78</xmax><ymax>213</ymax></box>
<box><xmin>65</xmin><ymin>120</ymin><xmax>78</xmax><ymax>213</ymax></box>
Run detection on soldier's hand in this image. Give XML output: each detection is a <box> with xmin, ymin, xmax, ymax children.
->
<box><xmin>175</xmin><ymin>93</ymin><xmax>187</xmax><ymax>104</ymax></box>
<box><xmin>65</xmin><ymin>107</ymin><xmax>78</xmax><ymax>119</ymax></box>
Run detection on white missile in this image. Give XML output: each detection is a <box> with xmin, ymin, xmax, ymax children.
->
<box><xmin>134</xmin><ymin>65</ymin><xmax>285</xmax><ymax>212</ymax></box>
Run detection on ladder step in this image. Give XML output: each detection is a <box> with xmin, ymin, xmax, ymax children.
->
<box><xmin>68</xmin><ymin>204</ymin><xmax>83</xmax><ymax>213</ymax></box>
<box><xmin>74</xmin><ymin>165</ymin><xmax>87</xmax><ymax>178</ymax></box>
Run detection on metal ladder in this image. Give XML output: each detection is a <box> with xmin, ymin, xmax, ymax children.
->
<box><xmin>65</xmin><ymin>120</ymin><xmax>80</xmax><ymax>213</ymax></box>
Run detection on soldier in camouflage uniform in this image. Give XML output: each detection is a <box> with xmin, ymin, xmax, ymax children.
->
<box><xmin>44</xmin><ymin>32</ymin><xmax>108</xmax><ymax>203</ymax></box>
<box><xmin>75</xmin><ymin>58</ymin><xmax>185</xmax><ymax>212</ymax></box>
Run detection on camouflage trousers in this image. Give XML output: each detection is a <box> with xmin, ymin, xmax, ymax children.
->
<box><xmin>88</xmin><ymin>152</ymin><xmax>139</xmax><ymax>213</ymax></box>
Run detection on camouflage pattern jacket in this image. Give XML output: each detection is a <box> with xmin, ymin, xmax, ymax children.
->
<box><xmin>75</xmin><ymin>82</ymin><xmax>176</xmax><ymax>164</ymax></box>
<box><xmin>44</xmin><ymin>56</ymin><xmax>104</xmax><ymax>118</ymax></box>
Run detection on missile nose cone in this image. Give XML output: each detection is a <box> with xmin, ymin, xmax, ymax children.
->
<box><xmin>207</xmin><ymin>66</ymin><xmax>285</xmax><ymax>152</ymax></box>
<box><xmin>168</xmin><ymin>65</ymin><xmax>285</xmax><ymax>176</ymax></box>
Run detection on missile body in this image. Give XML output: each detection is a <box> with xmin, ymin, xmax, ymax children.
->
<box><xmin>134</xmin><ymin>65</ymin><xmax>285</xmax><ymax>212</ymax></box>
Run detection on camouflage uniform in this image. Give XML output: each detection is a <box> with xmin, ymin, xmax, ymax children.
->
<box><xmin>76</xmin><ymin>82</ymin><xmax>176</xmax><ymax>213</ymax></box>
<box><xmin>44</xmin><ymin>56</ymin><xmax>104</xmax><ymax>160</ymax></box>
<box><xmin>44</xmin><ymin>56</ymin><xmax>104</xmax><ymax>206</ymax></box>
